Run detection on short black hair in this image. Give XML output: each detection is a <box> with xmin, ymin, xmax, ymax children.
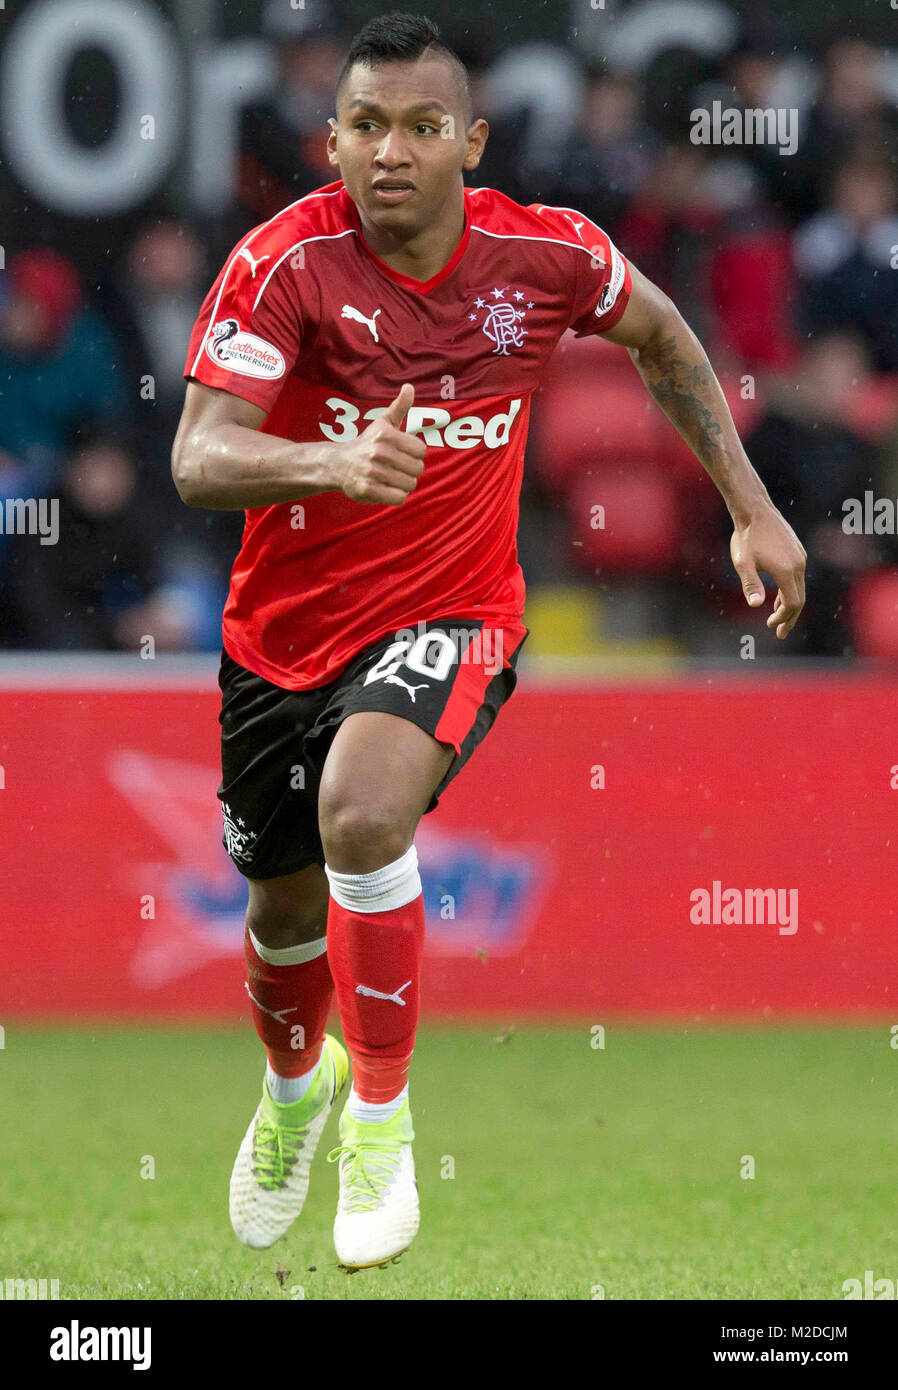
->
<box><xmin>335</xmin><ymin>12</ymin><xmax>473</xmax><ymax>127</ymax></box>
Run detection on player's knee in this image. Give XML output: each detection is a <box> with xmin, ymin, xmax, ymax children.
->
<box><xmin>318</xmin><ymin>795</ymin><xmax>412</xmax><ymax>875</ymax></box>
<box><xmin>246</xmin><ymin>875</ymin><xmax>328</xmax><ymax>950</ymax></box>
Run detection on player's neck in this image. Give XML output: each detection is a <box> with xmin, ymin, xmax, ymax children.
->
<box><xmin>356</xmin><ymin>193</ymin><xmax>466</xmax><ymax>283</ymax></box>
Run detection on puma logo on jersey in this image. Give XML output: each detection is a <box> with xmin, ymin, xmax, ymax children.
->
<box><xmin>383</xmin><ymin>674</ymin><xmax>429</xmax><ymax>702</ymax></box>
<box><xmin>563</xmin><ymin>214</ymin><xmax>586</xmax><ymax>241</ymax></box>
<box><xmin>341</xmin><ymin>304</ymin><xmax>382</xmax><ymax>342</ymax></box>
<box><xmin>355</xmin><ymin>980</ymin><xmax>412</xmax><ymax>1006</ymax></box>
<box><xmin>244</xmin><ymin>983</ymin><xmax>296</xmax><ymax>1024</ymax></box>
<box><xmin>238</xmin><ymin>248</ymin><xmax>271</xmax><ymax>278</ymax></box>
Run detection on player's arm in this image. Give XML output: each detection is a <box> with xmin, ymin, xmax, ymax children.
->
<box><xmin>600</xmin><ymin>261</ymin><xmax>806</xmax><ymax>639</ymax></box>
<box><xmin>171</xmin><ymin>380</ymin><xmax>425</xmax><ymax>510</ymax></box>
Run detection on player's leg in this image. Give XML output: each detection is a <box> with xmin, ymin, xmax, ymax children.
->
<box><xmin>230</xmin><ymin>865</ymin><xmax>349</xmax><ymax>1248</ymax></box>
<box><xmin>244</xmin><ymin>866</ymin><xmax>332</xmax><ymax>1098</ymax></box>
<box><xmin>218</xmin><ymin>640</ymin><xmax>352</xmax><ymax>1250</ymax></box>
<box><xmin>318</xmin><ymin>711</ymin><xmax>454</xmax><ymax>1268</ymax></box>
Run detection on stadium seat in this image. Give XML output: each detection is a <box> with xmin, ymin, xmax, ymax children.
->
<box><xmin>536</xmin><ymin>337</ymin><xmax>764</xmax><ymax>491</ymax></box>
<box><xmin>710</xmin><ymin>231</ymin><xmax>799</xmax><ymax>368</ymax></box>
<box><xmin>566</xmin><ymin>466</ymin><xmax>680</xmax><ymax>572</ymax></box>
<box><xmin>850</xmin><ymin>568</ymin><xmax>898</xmax><ymax>660</ymax></box>
<box><xmin>842</xmin><ymin>374</ymin><xmax>898</xmax><ymax>444</ymax></box>
<box><xmin>535</xmin><ymin>375</ymin><xmax>664</xmax><ymax>486</ymax></box>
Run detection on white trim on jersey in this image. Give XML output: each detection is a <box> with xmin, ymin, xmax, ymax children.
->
<box><xmin>252</xmin><ymin>229</ymin><xmax>357</xmax><ymax>314</ymax></box>
<box><xmin>464</xmin><ymin>187</ymin><xmax>615</xmax><ymax>260</ymax></box>
<box><xmin>470</xmin><ymin>212</ymin><xmax>627</xmax><ymax>325</ymax></box>
<box><xmin>190</xmin><ymin>184</ymin><xmax>625</xmax><ymax>383</ymax></box>
<box><xmin>187</xmin><ymin>186</ymin><xmax>346</xmax><ymax>380</ymax></box>
<box><xmin>469</xmin><ymin>223</ymin><xmax>613</xmax><ymax>265</ymax></box>
<box><xmin>534</xmin><ymin>204</ymin><xmax>605</xmax><ymax>227</ymax></box>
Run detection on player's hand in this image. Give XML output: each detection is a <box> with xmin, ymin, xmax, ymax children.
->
<box><xmin>333</xmin><ymin>383</ymin><xmax>425</xmax><ymax>505</ymax></box>
<box><xmin>730</xmin><ymin>503</ymin><xmax>807</xmax><ymax>639</ymax></box>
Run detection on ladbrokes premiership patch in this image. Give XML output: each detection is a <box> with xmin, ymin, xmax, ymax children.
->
<box><xmin>597</xmin><ymin>242</ymin><xmax>626</xmax><ymax>317</ymax></box>
<box><xmin>204</xmin><ymin>317</ymin><xmax>285</xmax><ymax>379</ymax></box>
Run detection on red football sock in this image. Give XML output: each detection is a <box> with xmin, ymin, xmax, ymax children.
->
<box><xmin>244</xmin><ymin>927</ymin><xmax>334</xmax><ymax>1079</ymax></box>
<box><xmin>326</xmin><ymin>892</ymin><xmax>425</xmax><ymax>1103</ymax></box>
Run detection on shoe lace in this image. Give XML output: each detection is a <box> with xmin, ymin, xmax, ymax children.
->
<box><xmin>326</xmin><ymin>1141</ymin><xmax>402</xmax><ymax>1213</ymax></box>
<box><xmin>253</xmin><ymin>1118</ymin><xmax>310</xmax><ymax>1190</ymax></box>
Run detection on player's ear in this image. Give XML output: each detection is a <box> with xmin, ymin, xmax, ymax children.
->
<box><xmin>462</xmin><ymin>118</ymin><xmax>489</xmax><ymax>172</ymax></box>
<box><xmin>326</xmin><ymin>118</ymin><xmax>339</xmax><ymax>166</ymax></box>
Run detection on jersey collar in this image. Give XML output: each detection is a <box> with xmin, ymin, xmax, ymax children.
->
<box><xmin>344</xmin><ymin>185</ymin><xmax>471</xmax><ymax>294</ymax></box>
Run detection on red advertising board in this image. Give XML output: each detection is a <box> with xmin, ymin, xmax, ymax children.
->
<box><xmin>1</xmin><ymin>662</ymin><xmax>895</xmax><ymax>1018</ymax></box>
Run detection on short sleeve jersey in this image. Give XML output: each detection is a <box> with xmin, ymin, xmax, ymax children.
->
<box><xmin>183</xmin><ymin>180</ymin><xmax>631</xmax><ymax>689</ymax></box>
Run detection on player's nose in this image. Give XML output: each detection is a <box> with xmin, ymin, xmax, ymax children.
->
<box><xmin>375</xmin><ymin>131</ymin><xmax>412</xmax><ymax>169</ymax></box>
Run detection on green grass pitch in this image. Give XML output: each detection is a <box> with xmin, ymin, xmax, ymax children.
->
<box><xmin>1</xmin><ymin>1024</ymin><xmax>895</xmax><ymax>1300</ymax></box>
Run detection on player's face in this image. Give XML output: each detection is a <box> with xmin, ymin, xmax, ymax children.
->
<box><xmin>328</xmin><ymin>56</ymin><xmax>486</xmax><ymax>239</ymax></box>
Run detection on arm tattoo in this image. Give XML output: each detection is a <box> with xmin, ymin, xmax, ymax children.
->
<box><xmin>624</xmin><ymin>324</ymin><xmax>771</xmax><ymax>524</ymax></box>
<box><xmin>632</xmin><ymin>333</ymin><xmax>726</xmax><ymax>464</ymax></box>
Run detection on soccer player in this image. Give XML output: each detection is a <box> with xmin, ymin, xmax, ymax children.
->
<box><xmin>172</xmin><ymin>13</ymin><xmax>806</xmax><ymax>1270</ymax></box>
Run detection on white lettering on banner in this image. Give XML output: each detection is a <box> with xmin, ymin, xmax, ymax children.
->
<box><xmin>319</xmin><ymin>397</ymin><xmax>522</xmax><ymax>448</ymax></box>
<box><xmin>0</xmin><ymin>8</ymin><xmax>760</xmax><ymax>218</ymax></box>
<box><xmin>0</xmin><ymin>0</ymin><xmax>181</xmax><ymax>216</ymax></box>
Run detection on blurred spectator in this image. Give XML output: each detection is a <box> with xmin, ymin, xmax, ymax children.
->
<box><xmin>615</xmin><ymin>142</ymin><xmax>722</xmax><ymax>335</ymax></box>
<box><xmin>548</xmin><ymin>70</ymin><xmax>661</xmax><ymax>233</ymax></box>
<box><xmin>793</xmin><ymin>157</ymin><xmax>898</xmax><ymax>372</ymax></box>
<box><xmin>790</xmin><ymin>38</ymin><xmax>898</xmax><ymax>222</ymax></box>
<box><xmin>459</xmin><ymin>53</ymin><xmax>534</xmax><ymax>206</ymax></box>
<box><xmin>101</xmin><ymin>219</ymin><xmax>209</xmax><ymax>457</ymax></box>
<box><xmin>100</xmin><ymin>217</ymin><xmax>245</xmax><ymax>605</ymax></box>
<box><xmin>722</xmin><ymin>39</ymin><xmax>805</xmax><ymax>225</ymax></box>
<box><xmin>483</xmin><ymin>42</ymin><xmax>584</xmax><ymax>189</ymax></box>
<box><xmin>238</xmin><ymin>3</ymin><xmax>345</xmax><ymax>224</ymax></box>
<box><xmin>0</xmin><ymin>250</ymin><xmax>127</xmax><ymax>483</ymax></box>
<box><xmin>732</xmin><ymin>332</ymin><xmax>883</xmax><ymax>655</ymax></box>
<box><xmin>6</xmin><ymin>430</ymin><xmax>194</xmax><ymax>651</ymax></box>
<box><xmin>710</xmin><ymin>216</ymin><xmax>799</xmax><ymax>370</ymax></box>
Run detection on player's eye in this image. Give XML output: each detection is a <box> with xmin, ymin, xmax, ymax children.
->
<box><xmin>414</xmin><ymin>123</ymin><xmax>439</xmax><ymax>134</ymax></box>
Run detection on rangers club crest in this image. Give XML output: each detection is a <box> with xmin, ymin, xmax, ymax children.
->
<box><xmin>470</xmin><ymin>287</ymin><xmax>534</xmax><ymax>355</ymax></box>
<box><xmin>221</xmin><ymin>801</ymin><xmax>258</xmax><ymax>864</ymax></box>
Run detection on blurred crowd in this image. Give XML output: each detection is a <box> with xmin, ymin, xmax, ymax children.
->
<box><xmin>3</xmin><ymin>5</ymin><xmax>898</xmax><ymax>659</ymax></box>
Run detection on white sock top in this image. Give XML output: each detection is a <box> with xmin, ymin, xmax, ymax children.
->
<box><xmin>346</xmin><ymin>1083</ymin><xmax>409</xmax><ymax>1124</ymax></box>
<box><xmin>324</xmin><ymin>844</ymin><xmax>421</xmax><ymax>913</ymax></box>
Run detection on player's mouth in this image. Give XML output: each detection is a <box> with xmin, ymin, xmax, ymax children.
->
<box><xmin>371</xmin><ymin>179</ymin><xmax>416</xmax><ymax>205</ymax></box>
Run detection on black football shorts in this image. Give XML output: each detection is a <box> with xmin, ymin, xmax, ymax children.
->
<box><xmin>217</xmin><ymin>615</ymin><xmax>529</xmax><ymax>879</ymax></box>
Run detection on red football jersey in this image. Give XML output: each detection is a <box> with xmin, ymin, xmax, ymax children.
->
<box><xmin>183</xmin><ymin>179</ymin><xmax>631</xmax><ymax>689</ymax></box>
